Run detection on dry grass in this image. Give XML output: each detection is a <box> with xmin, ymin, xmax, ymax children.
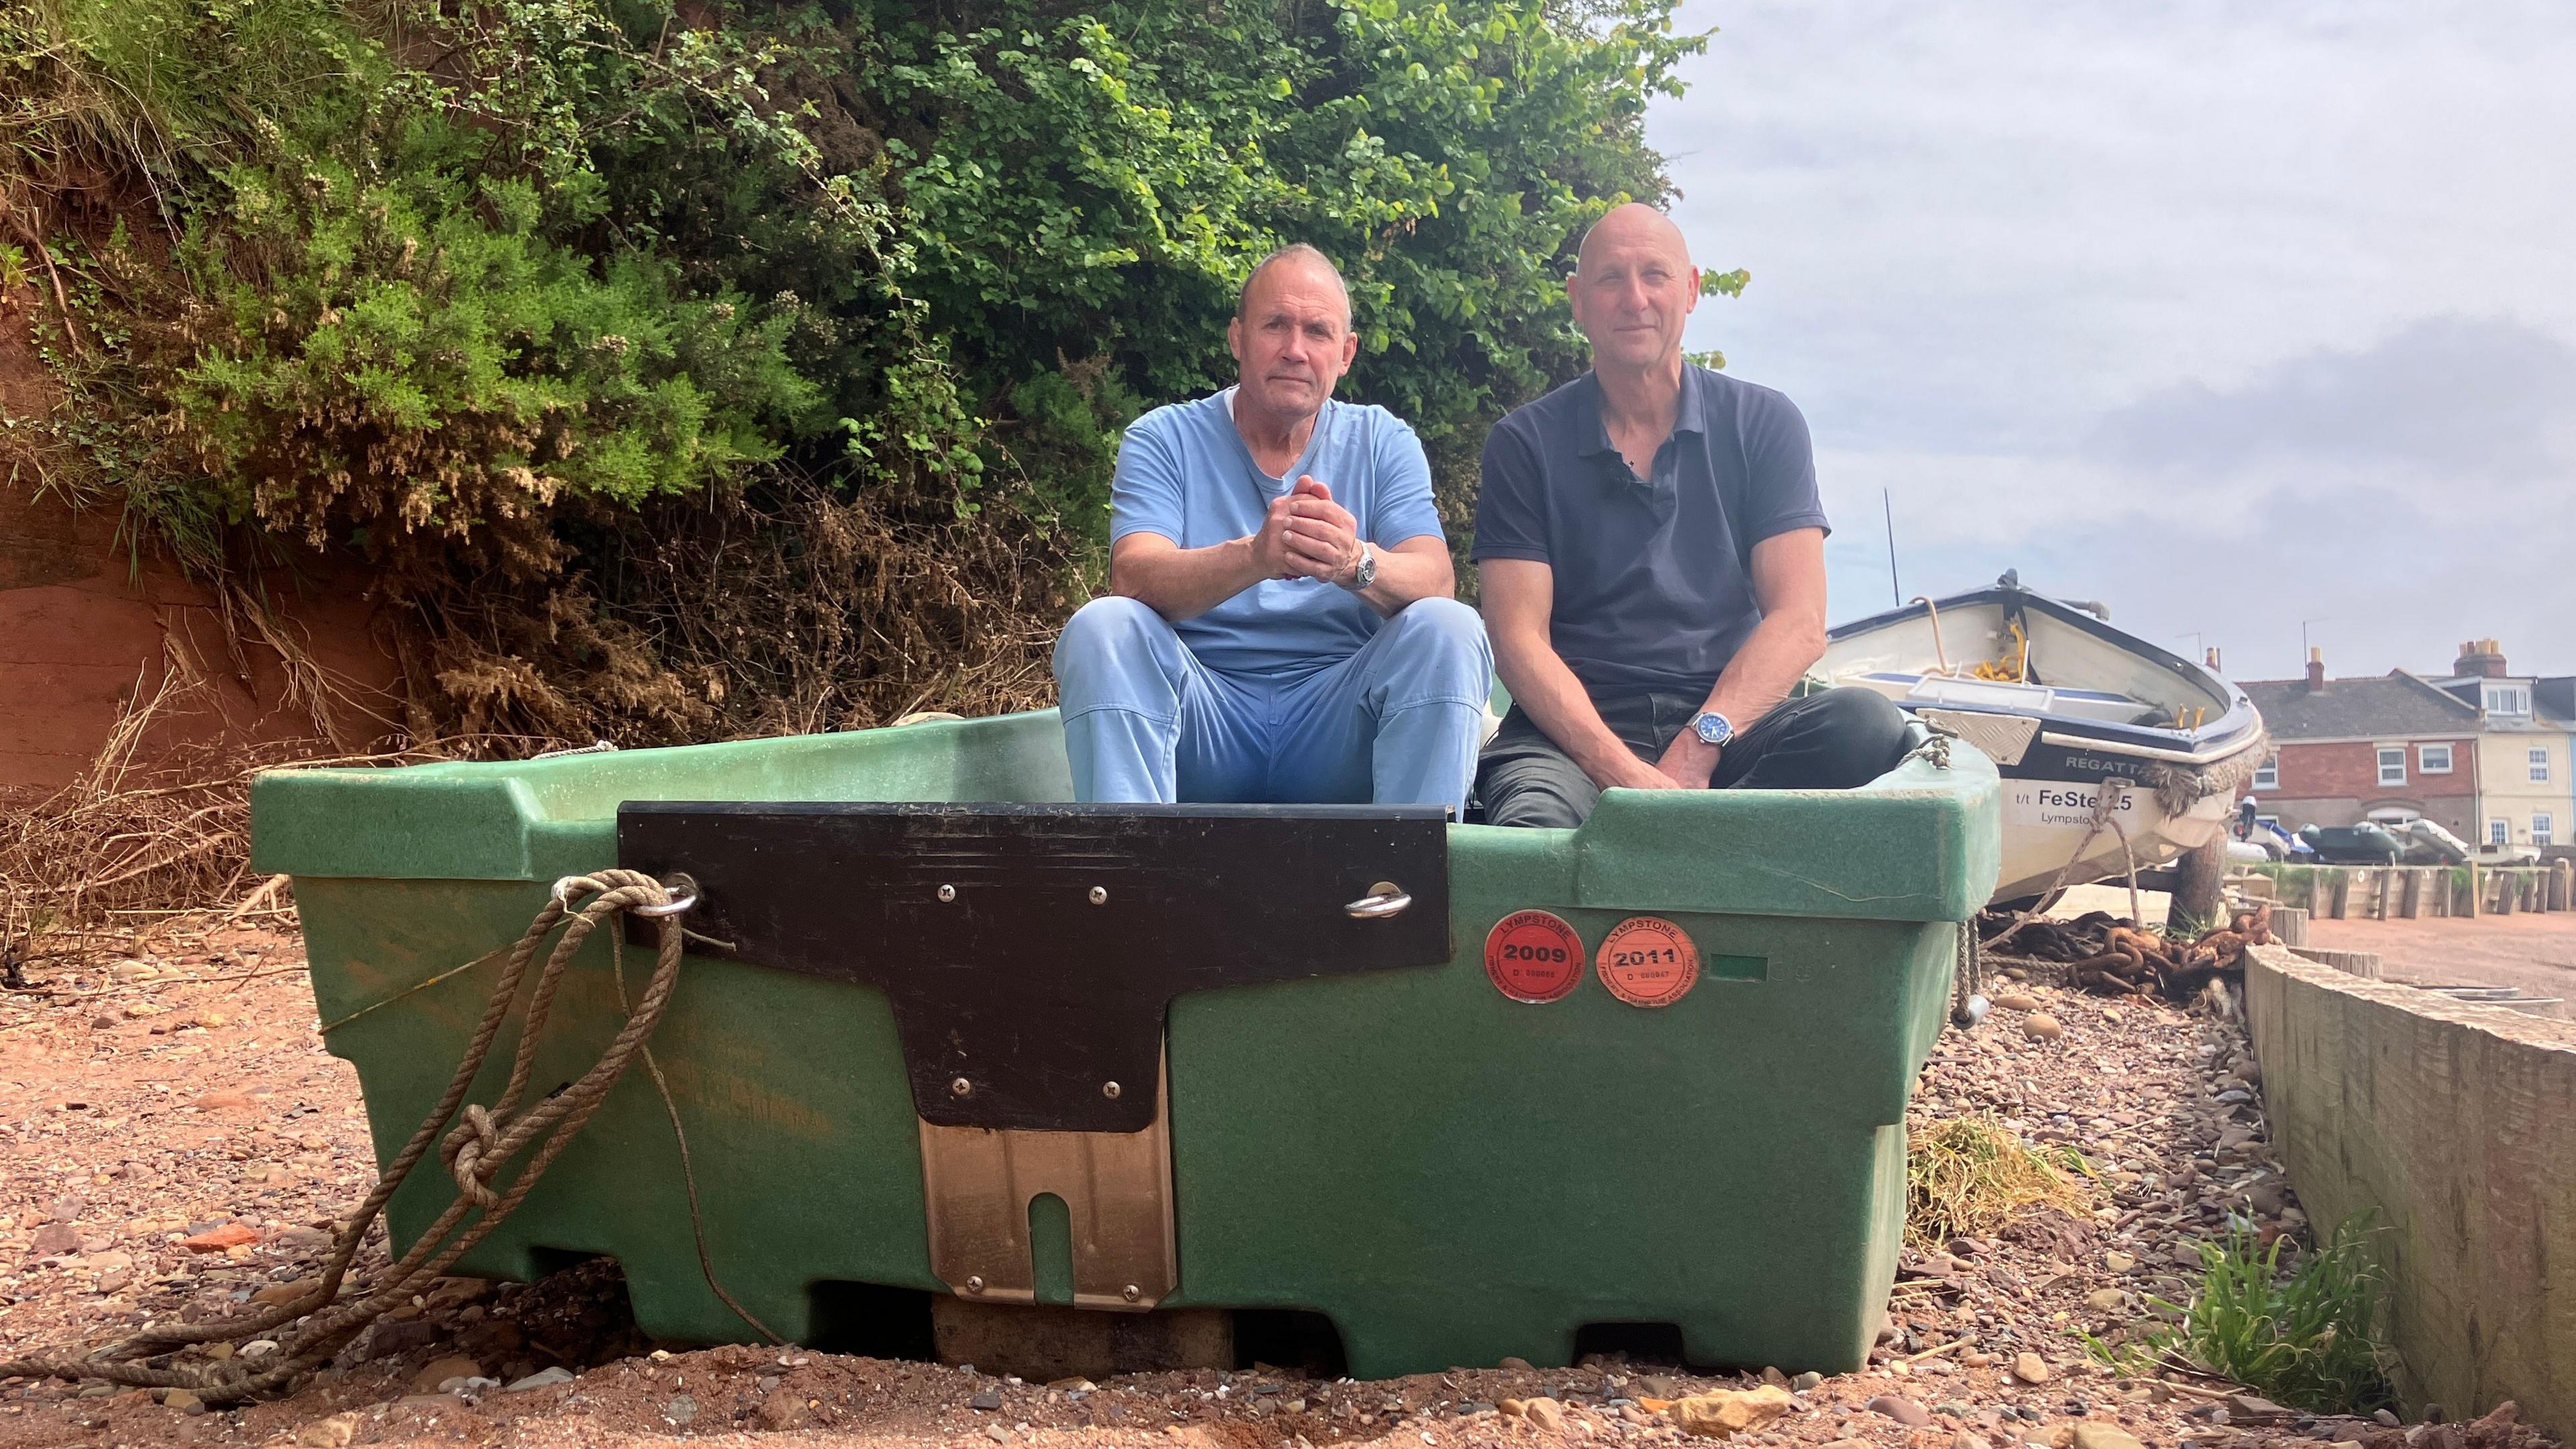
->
<box><xmin>3</xmin><ymin>670</ymin><xmax>266</xmax><ymax>942</ymax></box>
<box><xmin>399</xmin><ymin>472</ymin><xmax>1077</xmax><ymax>749</ymax></box>
<box><xmin>0</xmin><ymin>649</ymin><xmax>558</xmax><ymax>979</ymax></box>
<box><xmin>0</xmin><ymin>481</ymin><xmax>1070</xmax><ymax>976</ymax></box>
<box><xmin>1906</xmin><ymin>1112</ymin><xmax>2098</xmax><ymax>1248</ymax></box>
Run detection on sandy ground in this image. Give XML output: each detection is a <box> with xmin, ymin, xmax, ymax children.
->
<box><xmin>2047</xmin><ymin>888</ymin><xmax>2169</xmax><ymax>930</ymax></box>
<box><xmin>2306</xmin><ymin>911</ymin><xmax>2576</xmax><ymax>1019</ymax></box>
<box><xmin>0</xmin><ymin>916</ymin><xmax>2425</xmax><ymax>1448</ymax></box>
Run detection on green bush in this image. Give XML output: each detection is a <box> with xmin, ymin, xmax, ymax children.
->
<box><xmin>3</xmin><ymin>0</ymin><xmax>1707</xmax><ymax>737</ymax></box>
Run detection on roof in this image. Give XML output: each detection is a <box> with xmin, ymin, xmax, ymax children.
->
<box><xmin>2540</xmin><ymin>678</ymin><xmax>2576</xmax><ymax>725</ymax></box>
<box><xmin>2426</xmin><ymin>674</ymin><xmax>2573</xmax><ymax>732</ymax></box>
<box><xmin>2236</xmin><ymin>671</ymin><xmax>2481</xmax><ymax>740</ymax></box>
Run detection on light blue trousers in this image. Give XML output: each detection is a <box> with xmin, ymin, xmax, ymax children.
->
<box><xmin>1052</xmin><ymin>596</ymin><xmax>1493</xmax><ymax>818</ymax></box>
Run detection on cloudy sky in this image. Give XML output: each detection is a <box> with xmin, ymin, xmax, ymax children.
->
<box><xmin>1651</xmin><ymin>1</ymin><xmax>2576</xmax><ymax>681</ymax></box>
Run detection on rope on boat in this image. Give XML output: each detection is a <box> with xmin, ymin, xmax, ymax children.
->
<box><xmin>1896</xmin><ymin>716</ymin><xmax>1994</xmax><ymax>1028</ymax></box>
<box><xmin>1903</xmin><ymin>596</ymin><xmax>2029</xmax><ymax>686</ymax></box>
<box><xmin>0</xmin><ymin>869</ymin><xmax>776</xmax><ymax>1405</ymax></box>
<box><xmin>2133</xmin><ymin>728</ymin><xmax>2272</xmax><ymax>818</ymax></box>
<box><xmin>1964</xmin><ymin>619</ymin><xmax>2031</xmax><ymax>684</ymax></box>
<box><xmin>1984</xmin><ymin>724</ymin><xmax>2271</xmax><ymax>954</ymax></box>
<box><xmin>1982</xmin><ymin>778</ymin><xmax>2135</xmax><ymax>953</ymax></box>
<box><xmin>1949</xmin><ymin>924</ymin><xmax>1986</xmax><ymax>1027</ymax></box>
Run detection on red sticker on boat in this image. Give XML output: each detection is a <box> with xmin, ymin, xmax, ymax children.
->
<box><xmin>1597</xmin><ymin>916</ymin><xmax>1700</xmax><ymax>1008</ymax></box>
<box><xmin>1484</xmin><ymin>910</ymin><xmax>1585</xmax><ymax>1003</ymax></box>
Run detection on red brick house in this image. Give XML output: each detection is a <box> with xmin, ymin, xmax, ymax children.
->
<box><xmin>2236</xmin><ymin>653</ymin><xmax>2483</xmax><ymax>839</ymax></box>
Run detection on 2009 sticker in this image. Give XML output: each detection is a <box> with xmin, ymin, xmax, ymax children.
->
<box><xmin>1484</xmin><ymin>910</ymin><xmax>1585</xmax><ymax>1003</ymax></box>
<box><xmin>1597</xmin><ymin>916</ymin><xmax>1700</xmax><ymax>1008</ymax></box>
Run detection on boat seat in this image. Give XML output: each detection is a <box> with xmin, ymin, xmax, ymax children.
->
<box><xmin>1843</xmin><ymin>671</ymin><xmax>2155</xmax><ymax>728</ymax></box>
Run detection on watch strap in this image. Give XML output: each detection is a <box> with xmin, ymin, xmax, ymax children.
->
<box><xmin>1346</xmin><ymin>541</ymin><xmax>1377</xmax><ymax>590</ymax></box>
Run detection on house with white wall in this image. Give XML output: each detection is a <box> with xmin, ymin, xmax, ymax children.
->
<box><xmin>2425</xmin><ymin>640</ymin><xmax>2573</xmax><ymax>851</ymax></box>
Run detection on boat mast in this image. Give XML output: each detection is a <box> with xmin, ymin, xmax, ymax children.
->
<box><xmin>1882</xmin><ymin>488</ymin><xmax>1900</xmax><ymax>607</ymax></box>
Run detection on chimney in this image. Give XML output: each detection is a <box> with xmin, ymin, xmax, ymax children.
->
<box><xmin>2204</xmin><ymin>646</ymin><xmax>2223</xmax><ymax>672</ymax></box>
<box><xmin>2305</xmin><ymin>647</ymin><xmax>2325</xmax><ymax>692</ymax></box>
<box><xmin>2455</xmin><ymin>638</ymin><xmax>2508</xmax><ymax>678</ymax></box>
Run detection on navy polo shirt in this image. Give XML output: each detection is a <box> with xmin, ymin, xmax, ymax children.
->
<box><xmin>1471</xmin><ymin>366</ymin><xmax>1828</xmax><ymax>698</ymax></box>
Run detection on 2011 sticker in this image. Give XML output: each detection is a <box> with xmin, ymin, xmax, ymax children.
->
<box><xmin>1484</xmin><ymin>910</ymin><xmax>1585</xmax><ymax>1003</ymax></box>
<box><xmin>1597</xmin><ymin>916</ymin><xmax>1700</xmax><ymax>1008</ymax></box>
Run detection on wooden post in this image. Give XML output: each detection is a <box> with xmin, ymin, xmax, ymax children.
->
<box><xmin>2290</xmin><ymin>946</ymin><xmax>2385</xmax><ymax>979</ymax></box>
<box><xmin>2328</xmin><ymin>869</ymin><xmax>2351</xmax><ymax>920</ymax></box>
<box><xmin>2170</xmin><ymin>840</ymin><xmax>2229</xmax><ymax>937</ymax></box>
<box><xmin>2399</xmin><ymin>869</ymin><xmax>2424</xmax><ymax>919</ymax></box>
<box><xmin>2468</xmin><ymin>862</ymin><xmax>2481</xmax><ymax>918</ymax></box>
<box><xmin>2271</xmin><ymin>904</ymin><xmax>2310</xmax><ymax>947</ymax></box>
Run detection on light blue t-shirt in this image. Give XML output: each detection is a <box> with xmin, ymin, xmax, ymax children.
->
<box><xmin>1110</xmin><ymin>388</ymin><xmax>1446</xmax><ymax>679</ymax></box>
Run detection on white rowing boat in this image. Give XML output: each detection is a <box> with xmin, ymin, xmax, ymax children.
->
<box><xmin>1819</xmin><ymin>574</ymin><xmax>2269</xmax><ymax>905</ymax></box>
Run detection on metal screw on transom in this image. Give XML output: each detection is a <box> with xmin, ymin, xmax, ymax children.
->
<box><xmin>1101</xmin><ymin>1081</ymin><xmax>1121</xmax><ymax>1099</ymax></box>
<box><xmin>965</xmin><ymin>1276</ymin><xmax>985</xmax><ymax>1294</ymax></box>
<box><xmin>1122</xmin><ymin>1284</ymin><xmax>1142</xmax><ymax>1303</ymax></box>
<box><xmin>950</xmin><ymin>1076</ymin><xmax>972</xmax><ymax>1097</ymax></box>
<box><xmin>937</xmin><ymin>883</ymin><xmax>957</xmax><ymax>902</ymax></box>
<box><xmin>1088</xmin><ymin>886</ymin><xmax>1108</xmax><ymax>905</ymax></box>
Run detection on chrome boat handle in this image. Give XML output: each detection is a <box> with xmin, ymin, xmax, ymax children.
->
<box><xmin>1344</xmin><ymin>881</ymin><xmax>1412</xmax><ymax>919</ymax></box>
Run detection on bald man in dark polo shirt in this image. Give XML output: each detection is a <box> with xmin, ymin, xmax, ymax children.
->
<box><xmin>1473</xmin><ymin>205</ymin><xmax>1906</xmax><ymax>828</ymax></box>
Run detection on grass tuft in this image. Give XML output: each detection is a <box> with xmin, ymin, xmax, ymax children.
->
<box><xmin>2090</xmin><ymin>1215</ymin><xmax>2394</xmax><ymax>1413</ymax></box>
<box><xmin>1905</xmin><ymin>1114</ymin><xmax>2095</xmax><ymax>1248</ymax></box>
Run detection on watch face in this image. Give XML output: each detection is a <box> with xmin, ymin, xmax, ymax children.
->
<box><xmin>1695</xmin><ymin>713</ymin><xmax>1731</xmax><ymax>745</ymax></box>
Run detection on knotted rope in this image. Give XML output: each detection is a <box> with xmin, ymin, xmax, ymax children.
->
<box><xmin>1</xmin><ymin>868</ymin><xmax>768</xmax><ymax>1404</ymax></box>
<box><xmin>1981</xmin><ymin>775</ymin><xmax>2137</xmax><ymax>953</ymax></box>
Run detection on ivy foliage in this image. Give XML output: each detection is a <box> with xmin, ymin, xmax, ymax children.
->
<box><xmin>3</xmin><ymin>0</ymin><xmax>1705</xmax><ymax>735</ymax></box>
<box><xmin>862</xmin><ymin>0</ymin><xmax>1703</xmax><ymax>537</ymax></box>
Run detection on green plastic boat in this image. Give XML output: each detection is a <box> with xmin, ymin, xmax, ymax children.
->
<box><xmin>250</xmin><ymin>706</ymin><xmax>1999</xmax><ymax>1377</ymax></box>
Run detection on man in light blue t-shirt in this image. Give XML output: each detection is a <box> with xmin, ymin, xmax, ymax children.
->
<box><xmin>1051</xmin><ymin>244</ymin><xmax>1493</xmax><ymax>816</ymax></box>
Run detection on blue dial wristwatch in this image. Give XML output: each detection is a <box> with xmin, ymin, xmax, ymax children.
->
<box><xmin>1690</xmin><ymin>710</ymin><xmax>1734</xmax><ymax>747</ymax></box>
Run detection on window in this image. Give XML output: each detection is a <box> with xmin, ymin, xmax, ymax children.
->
<box><xmin>2377</xmin><ymin>747</ymin><xmax>2406</xmax><ymax>787</ymax></box>
<box><xmin>2491</xmin><ymin>819</ymin><xmax>2510</xmax><ymax>846</ymax></box>
<box><xmin>2484</xmin><ymin>684</ymin><xmax>2531</xmax><ymax>716</ymax></box>
<box><xmin>2419</xmin><ymin>743</ymin><xmax>2453</xmax><ymax>773</ymax></box>
<box><xmin>2253</xmin><ymin>754</ymin><xmax>2279</xmax><ymax>790</ymax></box>
<box><xmin>2532</xmin><ymin>747</ymin><xmax>2553</xmax><ymax>783</ymax></box>
<box><xmin>2536</xmin><ymin>814</ymin><xmax>2557</xmax><ymax>847</ymax></box>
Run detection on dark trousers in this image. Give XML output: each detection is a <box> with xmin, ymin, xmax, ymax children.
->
<box><xmin>1475</xmin><ymin>686</ymin><xmax>1909</xmax><ymax>828</ymax></box>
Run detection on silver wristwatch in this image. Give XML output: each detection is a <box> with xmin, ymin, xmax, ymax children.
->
<box><xmin>1344</xmin><ymin>541</ymin><xmax>1378</xmax><ymax>591</ymax></box>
